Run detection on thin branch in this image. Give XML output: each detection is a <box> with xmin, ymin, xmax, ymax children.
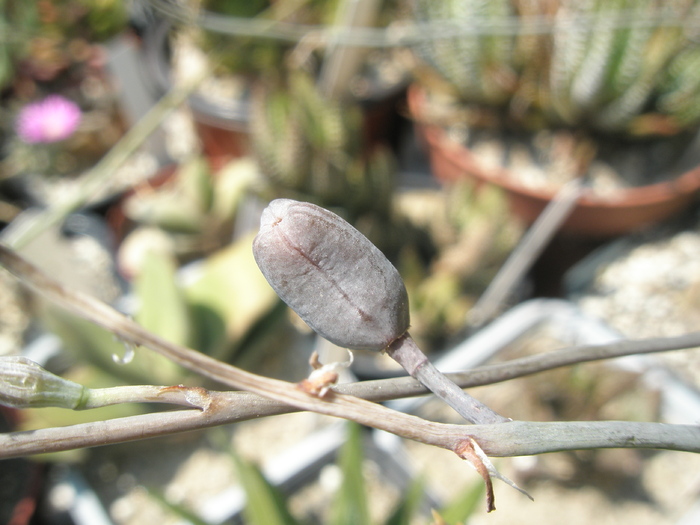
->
<box><xmin>467</xmin><ymin>180</ymin><xmax>582</xmax><ymax>328</ymax></box>
<box><xmin>2</xmin><ymin>245</ymin><xmax>699</xmax><ymax>463</ymax></box>
<box><xmin>359</xmin><ymin>331</ymin><xmax>700</xmax><ymax>402</ymax></box>
<box><xmin>448</xmin><ymin>332</ymin><xmax>700</xmax><ymax>387</ymax></box>
<box><xmin>386</xmin><ymin>333</ymin><xmax>508</xmax><ymax>424</ymax></box>
<box><xmin>476</xmin><ymin>421</ymin><xmax>700</xmax><ymax>457</ymax></box>
<box><xmin>0</xmin><ymin>391</ymin><xmax>293</xmax><ymax>458</ymax></box>
<box><xmin>0</xmin><ymin>244</ymin><xmax>485</xmax><ymax>453</ymax></box>
<box><xmin>1</xmin><ymin>399</ymin><xmax>697</xmax><ymax>459</ymax></box>
<box><xmin>4</xmin><ymin>322</ymin><xmax>700</xmax><ymax>456</ymax></box>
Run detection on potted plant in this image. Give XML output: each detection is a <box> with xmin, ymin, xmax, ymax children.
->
<box><xmin>407</xmin><ymin>0</ymin><xmax>700</xmax><ymax>236</ymax></box>
<box><xmin>141</xmin><ymin>0</ymin><xmax>407</xmax><ymax>169</ymax></box>
<box><xmin>249</xmin><ymin>70</ymin><xmax>397</xmax><ymax>228</ymax></box>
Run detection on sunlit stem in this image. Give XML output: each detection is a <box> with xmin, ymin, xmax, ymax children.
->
<box><xmin>386</xmin><ymin>333</ymin><xmax>509</xmax><ymax>425</ymax></box>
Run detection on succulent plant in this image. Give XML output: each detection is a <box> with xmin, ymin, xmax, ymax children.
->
<box><xmin>250</xmin><ymin>71</ymin><xmax>395</xmax><ymax>220</ymax></box>
<box><xmin>396</xmin><ymin>183</ymin><xmax>522</xmax><ymax>349</ymax></box>
<box><xmin>412</xmin><ymin>0</ymin><xmax>517</xmax><ymax>107</ymax></box>
<box><xmin>412</xmin><ymin>0</ymin><xmax>700</xmax><ymax>135</ymax></box>
<box><xmin>186</xmin><ymin>0</ymin><xmax>330</xmax><ymax>76</ymax></box>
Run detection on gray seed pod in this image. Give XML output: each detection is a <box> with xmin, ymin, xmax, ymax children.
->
<box><xmin>253</xmin><ymin>199</ymin><xmax>409</xmax><ymax>351</ymax></box>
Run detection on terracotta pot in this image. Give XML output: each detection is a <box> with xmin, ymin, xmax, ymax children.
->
<box><xmin>188</xmin><ymin>98</ymin><xmax>249</xmax><ymax>171</ymax></box>
<box><xmin>408</xmin><ymin>85</ymin><xmax>700</xmax><ymax>237</ymax></box>
<box><xmin>139</xmin><ymin>20</ymin><xmax>249</xmax><ymax>170</ymax></box>
<box><xmin>105</xmin><ymin>163</ymin><xmax>178</xmax><ymax>245</ymax></box>
<box><xmin>141</xmin><ymin>20</ymin><xmax>405</xmax><ymax>171</ymax></box>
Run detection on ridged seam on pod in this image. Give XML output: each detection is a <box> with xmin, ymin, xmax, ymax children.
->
<box><xmin>253</xmin><ymin>199</ymin><xmax>410</xmax><ymax>351</ymax></box>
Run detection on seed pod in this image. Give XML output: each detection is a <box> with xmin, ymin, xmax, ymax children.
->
<box><xmin>253</xmin><ymin>199</ymin><xmax>409</xmax><ymax>351</ymax></box>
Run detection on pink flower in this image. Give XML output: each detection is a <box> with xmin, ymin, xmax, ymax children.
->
<box><xmin>16</xmin><ymin>95</ymin><xmax>82</xmax><ymax>144</ymax></box>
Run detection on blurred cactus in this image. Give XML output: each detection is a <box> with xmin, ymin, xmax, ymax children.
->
<box><xmin>192</xmin><ymin>0</ymin><xmax>287</xmax><ymax>77</ymax></box>
<box><xmin>35</xmin><ymin>0</ymin><xmax>127</xmax><ymax>43</ymax></box>
<box><xmin>251</xmin><ymin>71</ymin><xmax>396</xmax><ymax>220</ymax></box>
<box><xmin>658</xmin><ymin>44</ymin><xmax>700</xmax><ymax>127</ymax></box>
<box><xmin>397</xmin><ymin>183</ymin><xmax>522</xmax><ymax>349</ymax></box>
<box><xmin>189</xmin><ymin>0</ymin><xmax>330</xmax><ymax>77</ymax></box>
<box><xmin>412</xmin><ymin>0</ymin><xmax>700</xmax><ymax>135</ymax></box>
<box><xmin>413</xmin><ymin>0</ymin><xmax>517</xmax><ymax>107</ymax></box>
<box><xmin>548</xmin><ymin>0</ymin><xmax>700</xmax><ymax>133</ymax></box>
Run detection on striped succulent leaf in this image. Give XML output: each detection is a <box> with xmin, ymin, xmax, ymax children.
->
<box><xmin>415</xmin><ymin>0</ymin><xmax>700</xmax><ymax>133</ymax></box>
<box><xmin>251</xmin><ymin>71</ymin><xmax>395</xmax><ymax>216</ymax></box>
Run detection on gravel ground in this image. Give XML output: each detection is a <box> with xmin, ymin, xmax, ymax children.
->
<box><xmin>571</xmin><ymin>219</ymin><xmax>700</xmax><ymax>386</ymax></box>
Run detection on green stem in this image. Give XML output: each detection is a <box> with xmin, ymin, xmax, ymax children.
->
<box><xmin>81</xmin><ymin>384</ymin><xmax>212</xmax><ymax>410</ymax></box>
<box><xmin>386</xmin><ymin>333</ymin><xmax>509</xmax><ymax>424</ymax></box>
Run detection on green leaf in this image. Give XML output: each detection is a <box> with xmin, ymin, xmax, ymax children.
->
<box><xmin>330</xmin><ymin>422</ymin><xmax>370</xmax><ymax>525</ymax></box>
<box><xmin>385</xmin><ymin>477</ymin><xmax>425</xmax><ymax>525</ymax></box>
<box><xmin>134</xmin><ymin>250</ymin><xmax>192</xmax><ymax>349</ymax></box>
<box><xmin>435</xmin><ymin>479</ymin><xmax>485</xmax><ymax>524</ymax></box>
<box><xmin>184</xmin><ymin>232</ymin><xmax>278</xmax><ymax>360</ymax></box>
<box><xmin>122</xmin><ymin>158</ymin><xmax>213</xmax><ymax>234</ymax></box>
<box><xmin>211</xmin><ymin>158</ymin><xmax>259</xmax><ymax>221</ymax></box>
<box><xmin>41</xmin><ymin>306</ymin><xmax>186</xmax><ymax>386</ymax></box>
<box><xmin>232</xmin><ymin>452</ymin><xmax>301</xmax><ymax>525</ymax></box>
<box><xmin>178</xmin><ymin>156</ymin><xmax>214</xmax><ymax>215</ymax></box>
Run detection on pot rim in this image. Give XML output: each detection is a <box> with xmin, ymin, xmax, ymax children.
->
<box><xmin>409</xmin><ymin>84</ymin><xmax>700</xmax><ymax>210</ymax></box>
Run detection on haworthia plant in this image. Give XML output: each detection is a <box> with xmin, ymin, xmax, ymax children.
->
<box><xmin>412</xmin><ymin>0</ymin><xmax>700</xmax><ymax>134</ymax></box>
<box><xmin>413</xmin><ymin>0</ymin><xmax>518</xmax><ymax>106</ymax></box>
<box><xmin>250</xmin><ymin>71</ymin><xmax>395</xmax><ymax>218</ymax></box>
